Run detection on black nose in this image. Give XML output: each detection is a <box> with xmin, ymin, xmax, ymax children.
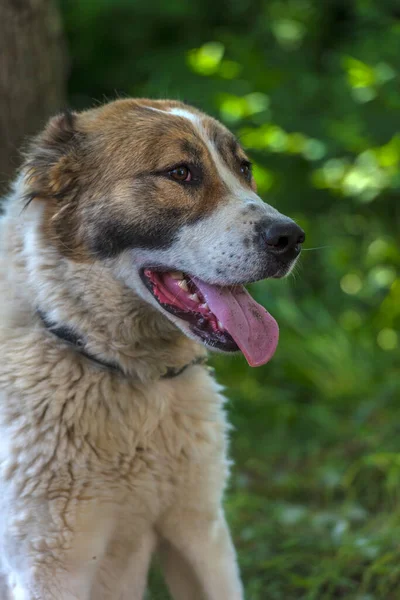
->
<box><xmin>261</xmin><ymin>220</ymin><xmax>305</xmax><ymax>256</ymax></box>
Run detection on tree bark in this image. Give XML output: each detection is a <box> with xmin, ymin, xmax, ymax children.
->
<box><xmin>0</xmin><ymin>0</ymin><xmax>67</xmax><ymax>196</ymax></box>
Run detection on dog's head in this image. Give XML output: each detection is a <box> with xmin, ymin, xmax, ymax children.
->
<box><xmin>24</xmin><ymin>99</ymin><xmax>304</xmax><ymax>367</ymax></box>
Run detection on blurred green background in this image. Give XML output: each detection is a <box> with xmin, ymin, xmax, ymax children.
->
<box><xmin>60</xmin><ymin>1</ymin><xmax>400</xmax><ymax>598</ymax></box>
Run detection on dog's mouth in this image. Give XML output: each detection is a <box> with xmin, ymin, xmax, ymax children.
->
<box><xmin>141</xmin><ymin>268</ymin><xmax>279</xmax><ymax>367</ymax></box>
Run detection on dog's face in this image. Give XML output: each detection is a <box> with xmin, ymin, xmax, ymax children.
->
<box><xmin>26</xmin><ymin>99</ymin><xmax>304</xmax><ymax>366</ymax></box>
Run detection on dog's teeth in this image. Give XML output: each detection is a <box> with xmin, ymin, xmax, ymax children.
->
<box><xmin>200</xmin><ymin>303</ymin><xmax>209</xmax><ymax>311</ymax></box>
<box><xmin>178</xmin><ymin>280</ymin><xmax>189</xmax><ymax>292</ymax></box>
<box><xmin>170</xmin><ymin>271</ymin><xmax>184</xmax><ymax>280</ymax></box>
<box><xmin>218</xmin><ymin>320</ymin><xmax>224</xmax><ymax>329</ymax></box>
<box><xmin>189</xmin><ymin>293</ymin><xmax>200</xmax><ymax>303</ymax></box>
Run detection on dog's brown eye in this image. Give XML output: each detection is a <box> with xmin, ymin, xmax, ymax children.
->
<box><xmin>240</xmin><ymin>162</ymin><xmax>252</xmax><ymax>181</ymax></box>
<box><xmin>169</xmin><ymin>166</ymin><xmax>192</xmax><ymax>182</ymax></box>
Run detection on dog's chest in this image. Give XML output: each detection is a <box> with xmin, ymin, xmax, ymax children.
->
<box><xmin>0</xmin><ymin>368</ymin><xmax>228</xmax><ymax>515</ymax></box>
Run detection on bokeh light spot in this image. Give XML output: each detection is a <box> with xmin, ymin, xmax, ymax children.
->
<box><xmin>377</xmin><ymin>328</ymin><xmax>398</xmax><ymax>351</ymax></box>
<box><xmin>367</xmin><ymin>239</ymin><xmax>389</xmax><ymax>261</ymax></box>
<box><xmin>272</xmin><ymin>19</ymin><xmax>306</xmax><ymax>50</ymax></box>
<box><xmin>340</xmin><ymin>274</ymin><xmax>362</xmax><ymax>295</ymax></box>
<box><xmin>303</xmin><ymin>139</ymin><xmax>326</xmax><ymax>161</ymax></box>
<box><xmin>187</xmin><ymin>42</ymin><xmax>224</xmax><ymax>76</ymax></box>
<box><xmin>368</xmin><ymin>266</ymin><xmax>397</xmax><ymax>289</ymax></box>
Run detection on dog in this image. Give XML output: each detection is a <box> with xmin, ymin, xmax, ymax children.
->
<box><xmin>0</xmin><ymin>98</ymin><xmax>304</xmax><ymax>599</ymax></box>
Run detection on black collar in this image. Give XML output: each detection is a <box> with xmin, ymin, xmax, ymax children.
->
<box><xmin>37</xmin><ymin>310</ymin><xmax>207</xmax><ymax>380</ymax></box>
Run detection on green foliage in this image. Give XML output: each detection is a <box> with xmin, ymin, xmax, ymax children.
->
<box><xmin>61</xmin><ymin>0</ymin><xmax>400</xmax><ymax>597</ymax></box>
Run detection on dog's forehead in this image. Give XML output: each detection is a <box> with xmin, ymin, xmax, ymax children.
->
<box><xmin>144</xmin><ymin>102</ymin><xmax>244</xmax><ymax>157</ymax></box>
<box><xmin>78</xmin><ymin>99</ymin><xmax>246</xmax><ymax>169</ymax></box>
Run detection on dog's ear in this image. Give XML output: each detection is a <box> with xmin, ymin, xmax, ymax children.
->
<box><xmin>24</xmin><ymin>110</ymin><xmax>82</xmax><ymax>203</ymax></box>
<box><xmin>22</xmin><ymin>111</ymin><xmax>90</xmax><ymax>261</ymax></box>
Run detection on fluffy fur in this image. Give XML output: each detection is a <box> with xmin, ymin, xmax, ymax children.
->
<box><xmin>0</xmin><ymin>98</ymin><xmax>302</xmax><ymax>599</ymax></box>
<box><xmin>0</xmin><ymin>188</ymin><xmax>241</xmax><ymax>600</ymax></box>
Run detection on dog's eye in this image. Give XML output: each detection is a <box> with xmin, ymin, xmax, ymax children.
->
<box><xmin>240</xmin><ymin>162</ymin><xmax>252</xmax><ymax>181</ymax></box>
<box><xmin>169</xmin><ymin>166</ymin><xmax>192</xmax><ymax>183</ymax></box>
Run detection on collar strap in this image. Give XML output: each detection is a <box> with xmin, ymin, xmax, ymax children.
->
<box><xmin>37</xmin><ymin>310</ymin><xmax>207</xmax><ymax>380</ymax></box>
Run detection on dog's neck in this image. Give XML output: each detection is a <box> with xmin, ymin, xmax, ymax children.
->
<box><xmin>2</xmin><ymin>196</ymin><xmax>207</xmax><ymax>383</ymax></box>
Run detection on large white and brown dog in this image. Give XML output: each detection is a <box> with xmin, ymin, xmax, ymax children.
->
<box><xmin>0</xmin><ymin>99</ymin><xmax>304</xmax><ymax>599</ymax></box>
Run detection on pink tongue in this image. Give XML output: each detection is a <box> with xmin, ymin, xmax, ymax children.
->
<box><xmin>192</xmin><ymin>278</ymin><xmax>279</xmax><ymax>367</ymax></box>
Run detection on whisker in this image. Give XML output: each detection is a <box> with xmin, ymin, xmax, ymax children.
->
<box><xmin>302</xmin><ymin>246</ymin><xmax>332</xmax><ymax>251</ymax></box>
<box><xmin>287</xmin><ymin>259</ymin><xmax>304</xmax><ymax>282</ymax></box>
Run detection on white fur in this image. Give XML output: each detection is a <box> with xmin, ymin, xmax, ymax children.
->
<box><xmin>168</xmin><ymin>107</ymin><xmax>202</xmax><ymax>125</ymax></box>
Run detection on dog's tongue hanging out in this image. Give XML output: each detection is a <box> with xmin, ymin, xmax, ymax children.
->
<box><xmin>144</xmin><ymin>269</ymin><xmax>279</xmax><ymax>367</ymax></box>
<box><xmin>192</xmin><ymin>278</ymin><xmax>279</xmax><ymax>367</ymax></box>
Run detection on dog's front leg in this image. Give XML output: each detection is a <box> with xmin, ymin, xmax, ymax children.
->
<box><xmin>159</xmin><ymin>511</ymin><xmax>244</xmax><ymax>600</ymax></box>
<box><xmin>2</xmin><ymin>498</ymin><xmax>114</xmax><ymax>600</ymax></box>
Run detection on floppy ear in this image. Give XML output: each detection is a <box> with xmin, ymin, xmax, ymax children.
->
<box><xmin>23</xmin><ymin>111</ymin><xmax>90</xmax><ymax>260</ymax></box>
<box><xmin>24</xmin><ymin>110</ymin><xmax>82</xmax><ymax>202</ymax></box>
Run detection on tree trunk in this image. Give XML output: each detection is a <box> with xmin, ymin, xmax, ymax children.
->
<box><xmin>0</xmin><ymin>0</ymin><xmax>67</xmax><ymax>196</ymax></box>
